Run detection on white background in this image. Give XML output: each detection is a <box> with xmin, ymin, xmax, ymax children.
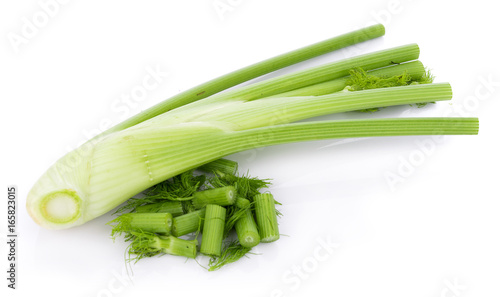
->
<box><xmin>1</xmin><ymin>0</ymin><xmax>499</xmax><ymax>296</ymax></box>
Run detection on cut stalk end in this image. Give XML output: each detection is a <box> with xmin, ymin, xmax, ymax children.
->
<box><xmin>254</xmin><ymin>193</ymin><xmax>280</xmax><ymax>243</ymax></box>
<box><xmin>201</xmin><ymin>205</ymin><xmax>226</xmax><ymax>256</ymax></box>
<box><xmin>39</xmin><ymin>190</ymin><xmax>82</xmax><ymax>224</ymax></box>
<box><xmin>158</xmin><ymin>236</ymin><xmax>198</xmax><ymax>259</ymax></box>
<box><xmin>235</xmin><ymin>208</ymin><xmax>260</xmax><ymax>248</ymax></box>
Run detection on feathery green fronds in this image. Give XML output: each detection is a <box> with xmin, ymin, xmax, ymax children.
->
<box><xmin>208</xmin><ymin>241</ymin><xmax>253</xmax><ymax>271</ymax></box>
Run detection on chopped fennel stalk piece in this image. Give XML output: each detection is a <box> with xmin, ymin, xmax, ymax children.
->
<box><xmin>172</xmin><ymin>208</ymin><xmax>206</xmax><ymax>237</ymax></box>
<box><xmin>135</xmin><ymin>201</ymin><xmax>184</xmax><ymax>216</ymax></box>
<box><xmin>192</xmin><ymin>186</ymin><xmax>236</xmax><ymax>209</ymax></box>
<box><xmin>182</xmin><ymin>200</ymin><xmax>197</xmax><ymax>214</ymax></box>
<box><xmin>235</xmin><ymin>209</ymin><xmax>260</xmax><ymax>248</ymax></box>
<box><xmin>128</xmin><ymin>232</ymin><xmax>197</xmax><ymax>261</ymax></box>
<box><xmin>201</xmin><ymin>205</ymin><xmax>226</xmax><ymax>257</ymax></box>
<box><xmin>254</xmin><ymin>193</ymin><xmax>280</xmax><ymax>243</ymax></box>
<box><xmin>235</xmin><ymin>197</ymin><xmax>251</xmax><ymax>209</ymax></box>
<box><xmin>209</xmin><ymin>173</ymin><xmax>271</xmax><ymax>201</ymax></box>
<box><xmin>108</xmin><ymin>213</ymin><xmax>173</xmax><ymax>238</ymax></box>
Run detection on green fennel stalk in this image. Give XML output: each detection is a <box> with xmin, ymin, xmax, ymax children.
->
<box><xmin>201</xmin><ymin>205</ymin><xmax>227</xmax><ymax>256</ymax></box>
<box><xmin>191</xmin><ymin>186</ymin><xmax>236</xmax><ymax>209</ymax></box>
<box><xmin>266</xmin><ymin>60</ymin><xmax>426</xmax><ymax>98</ymax></box>
<box><xmin>128</xmin><ymin>232</ymin><xmax>198</xmax><ymax>260</ymax></box>
<box><xmin>153</xmin><ymin>44</ymin><xmax>421</xmax><ymax>126</ymax></box>
<box><xmin>109</xmin><ymin>213</ymin><xmax>173</xmax><ymax>237</ymax></box>
<box><xmin>235</xmin><ymin>197</ymin><xmax>251</xmax><ymax>209</ymax></box>
<box><xmin>235</xmin><ymin>209</ymin><xmax>261</xmax><ymax>248</ymax></box>
<box><xmin>172</xmin><ymin>208</ymin><xmax>206</xmax><ymax>237</ymax></box>
<box><xmin>101</xmin><ymin>24</ymin><xmax>386</xmax><ymax>136</ymax></box>
<box><xmin>254</xmin><ymin>193</ymin><xmax>280</xmax><ymax>243</ymax></box>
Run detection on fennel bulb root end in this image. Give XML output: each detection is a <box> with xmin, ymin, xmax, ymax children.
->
<box><xmin>32</xmin><ymin>190</ymin><xmax>82</xmax><ymax>226</ymax></box>
<box><xmin>26</xmin><ymin>147</ymin><xmax>93</xmax><ymax>230</ymax></box>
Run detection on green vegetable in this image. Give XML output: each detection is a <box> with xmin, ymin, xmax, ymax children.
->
<box><xmin>149</xmin><ymin>43</ymin><xmax>420</xmax><ymax>125</ymax></box>
<box><xmin>144</xmin><ymin>170</ymin><xmax>205</xmax><ymax>201</ymax></box>
<box><xmin>108</xmin><ymin>213</ymin><xmax>173</xmax><ymax>237</ymax></box>
<box><xmin>128</xmin><ymin>233</ymin><xmax>198</xmax><ymax>260</ymax></box>
<box><xmin>254</xmin><ymin>193</ymin><xmax>280</xmax><ymax>243</ymax></box>
<box><xmin>114</xmin><ymin>170</ymin><xmax>205</xmax><ymax>215</ymax></box>
<box><xmin>171</xmin><ymin>208</ymin><xmax>206</xmax><ymax>237</ymax></box>
<box><xmin>223</xmin><ymin>205</ymin><xmax>249</xmax><ymax>238</ymax></box>
<box><xmin>209</xmin><ymin>173</ymin><xmax>271</xmax><ymax>200</ymax></box>
<box><xmin>347</xmin><ymin>66</ymin><xmax>435</xmax><ymax>112</ymax></box>
<box><xmin>235</xmin><ymin>197</ymin><xmax>251</xmax><ymax>209</ymax></box>
<box><xmin>266</xmin><ymin>60</ymin><xmax>426</xmax><ymax>98</ymax></box>
<box><xmin>100</xmin><ymin>24</ymin><xmax>386</xmax><ymax>137</ymax></box>
<box><xmin>26</xmin><ymin>24</ymin><xmax>478</xmax><ymax>231</ymax></box>
<box><xmin>200</xmin><ymin>205</ymin><xmax>226</xmax><ymax>256</ymax></box>
<box><xmin>192</xmin><ymin>186</ymin><xmax>236</xmax><ymax>209</ymax></box>
<box><xmin>110</xmin><ymin>169</ymin><xmax>271</xmax><ymax>270</ymax></box>
<box><xmin>235</xmin><ymin>209</ymin><xmax>260</xmax><ymax>248</ymax></box>
<box><xmin>188</xmin><ymin>83</ymin><xmax>452</xmax><ymax>129</ymax></box>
